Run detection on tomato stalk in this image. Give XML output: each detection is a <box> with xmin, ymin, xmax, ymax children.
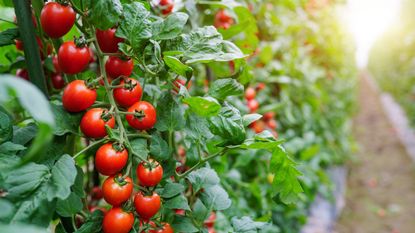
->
<box><xmin>73</xmin><ymin>137</ymin><xmax>107</xmax><ymax>159</ymax></box>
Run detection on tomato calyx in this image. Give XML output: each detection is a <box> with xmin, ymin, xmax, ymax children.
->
<box><xmin>132</xmin><ymin>109</ymin><xmax>146</xmax><ymax>120</ymax></box>
<box><xmin>100</xmin><ymin>110</ymin><xmax>114</xmax><ymax>122</ymax></box>
<box><xmin>114</xmin><ymin>174</ymin><xmax>129</xmax><ymax>186</ymax></box>
<box><xmin>56</xmin><ymin>0</ymin><xmax>70</xmax><ymax>6</ymax></box>
<box><xmin>111</xmin><ymin>142</ymin><xmax>125</xmax><ymax>152</ymax></box>
<box><xmin>74</xmin><ymin>36</ymin><xmax>88</xmax><ymax>48</ymax></box>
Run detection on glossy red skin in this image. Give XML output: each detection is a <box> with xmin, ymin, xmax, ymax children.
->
<box><xmin>149</xmin><ymin>223</ymin><xmax>174</xmax><ymax>233</ymax></box>
<box><xmin>80</xmin><ymin>108</ymin><xmax>115</xmax><ymax>138</ymax></box>
<box><xmin>159</xmin><ymin>0</ymin><xmax>174</xmax><ymax>15</ymax></box>
<box><xmin>126</xmin><ymin>101</ymin><xmax>157</xmax><ymax>130</ymax></box>
<box><xmin>91</xmin><ymin>186</ymin><xmax>103</xmax><ymax>200</ymax></box>
<box><xmin>58</xmin><ymin>41</ymin><xmax>91</xmax><ymax>74</ymax></box>
<box><xmin>204</xmin><ymin>212</ymin><xmax>216</xmax><ymax>228</ymax></box>
<box><xmin>247</xmin><ymin>99</ymin><xmax>259</xmax><ymax>113</ymax></box>
<box><xmin>102</xmin><ymin>175</ymin><xmax>133</xmax><ymax>206</ymax></box>
<box><xmin>105</xmin><ymin>56</ymin><xmax>134</xmax><ymax>79</ymax></box>
<box><xmin>62</xmin><ymin>80</ymin><xmax>97</xmax><ymax>112</ymax></box>
<box><xmin>244</xmin><ymin>87</ymin><xmax>256</xmax><ymax>100</ymax></box>
<box><xmin>95</xmin><ymin>143</ymin><xmax>128</xmax><ymax>176</ymax></box>
<box><xmin>51</xmin><ymin>73</ymin><xmax>65</xmax><ymax>89</ymax></box>
<box><xmin>96</xmin><ymin>28</ymin><xmax>124</xmax><ymax>53</ymax></box>
<box><xmin>266</xmin><ymin>119</ymin><xmax>277</xmax><ymax>129</ymax></box>
<box><xmin>134</xmin><ymin>192</ymin><xmax>161</xmax><ymax>220</ymax></box>
<box><xmin>113</xmin><ymin>78</ymin><xmax>142</xmax><ymax>108</ymax></box>
<box><xmin>102</xmin><ymin>207</ymin><xmax>134</xmax><ymax>233</ymax></box>
<box><xmin>40</xmin><ymin>2</ymin><xmax>75</xmax><ymax>38</ymax></box>
<box><xmin>16</xmin><ymin>69</ymin><xmax>29</xmax><ymax>80</ymax></box>
<box><xmin>263</xmin><ymin>112</ymin><xmax>274</xmax><ymax>121</ymax></box>
<box><xmin>136</xmin><ymin>160</ymin><xmax>163</xmax><ymax>187</ymax></box>
<box><xmin>214</xmin><ymin>10</ymin><xmax>234</xmax><ymax>29</ymax></box>
<box><xmin>15</xmin><ymin>39</ymin><xmax>23</xmax><ymax>51</ymax></box>
<box><xmin>52</xmin><ymin>56</ymin><xmax>61</xmax><ymax>73</ymax></box>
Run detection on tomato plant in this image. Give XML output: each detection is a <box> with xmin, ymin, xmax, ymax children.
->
<box><xmin>0</xmin><ymin>0</ymin><xmax>355</xmax><ymax>232</ymax></box>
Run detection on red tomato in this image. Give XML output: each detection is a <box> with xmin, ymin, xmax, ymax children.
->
<box><xmin>175</xmin><ymin>209</ymin><xmax>185</xmax><ymax>215</ymax></box>
<box><xmin>204</xmin><ymin>212</ymin><xmax>216</xmax><ymax>228</ymax></box>
<box><xmin>263</xmin><ymin>112</ymin><xmax>274</xmax><ymax>121</ymax></box>
<box><xmin>96</xmin><ymin>28</ymin><xmax>124</xmax><ymax>53</ymax></box>
<box><xmin>91</xmin><ymin>186</ymin><xmax>103</xmax><ymax>200</ymax></box>
<box><xmin>126</xmin><ymin>101</ymin><xmax>157</xmax><ymax>130</ymax></box>
<box><xmin>80</xmin><ymin>108</ymin><xmax>115</xmax><ymax>138</ymax></box>
<box><xmin>136</xmin><ymin>159</ymin><xmax>163</xmax><ymax>187</ymax></box>
<box><xmin>52</xmin><ymin>55</ymin><xmax>61</xmax><ymax>73</ymax></box>
<box><xmin>102</xmin><ymin>207</ymin><xmax>134</xmax><ymax>233</ymax></box>
<box><xmin>247</xmin><ymin>99</ymin><xmax>259</xmax><ymax>113</ymax></box>
<box><xmin>40</xmin><ymin>2</ymin><xmax>75</xmax><ymax>38</ymax></box>
<box><xmin>51</xmin><ymin>73</ymin><xmax>65</xmax><ymax>89</ymax></box>
<box><xmin>149</xmin><ymin>223</ymin><xmax>174</xmax><ymax>233</ymax></box>
<box><xmin>159</xmin><ymin>0</ymin><xmax>174</xmax><ymax>15</ymax></box>
<box><xmin>16</xmin><ymin>69</ymin><xmax>29</xmax><ymax>80</ymax></box>
<box><xmin>245</xmin><ymin>87</ymin><xmax>256</xmax><ymax>100</ymax></box>
<box><xmin>173</xmin><ymin>78</ymin><xmax>191</xmax><ymax>93</ymax></box>
<box><xmin>113</xmin><ymin>78</ymin><xmax>142</xmax><ymax>108</ymax></box>
<box><xmin>58</xmin><ymin>41</ymin><xmax>91</xmax><ymax>74</ymax></box>
<box><xmin>15</xmin><ymin>39</ymin><xmax>23</xmax><ymax>51</ymax></box>
<box><xmin>229</xmin><ymin>60</ymin><xmax>235</xmax><ymax>73</ymax></box>
<box><xmin>95</xmin><ymin>142</ymin><xmax>129</xmax><ymax>176</ymax></box>
<box><xmin>62</xmin><ymin>80</ymin><xmax>97</xmax><ymax>112</ymax></box>
<box><xmin>266</xmin><ymin>119</ymin><xmax>277</xmax><ymax>129</ymax></box>
<box><xmin>105</xmin><ymin>56</ymin><xmax>134</xmax><ymax>79</ymax></box>
<box><xmin>249</xmin><ymin>121</ymin><xmax>265</xmax><ymax>134</ymax></box>
<box><xmin>134</xmin><ymin>192</ymin><xmax>161</xmax><ymax>220</ymax></box>
<box><xmin>102</xmin><ymin>175</ymin><xmax>133</xmax><ymax>206</ymax></box>
<box><xmin>214</xmin><ymin>10</ymin><xmax>234</xmax><ymax>29</ymax></box>
<box><xmin>208</xmin><ymin>228</ymin><xmax>216</xmax><ymax>233</ymax></box>
<box><xmin>256</xmin><ymin>82</ymin><xmax>266</xmax><ymax>92</ymax></box>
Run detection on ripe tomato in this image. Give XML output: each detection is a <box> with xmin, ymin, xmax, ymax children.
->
<box><xmin>256</xmin><ymin>82</ymin><xmax>266</xmax><ymax>91</ymax></box>
<box><xmin>51</xmin><ymin>73</ymin><xmax>65</xmax><ymax>89</ymax></box>
<box><xmin>134</xmin><ymin>192</ymin><xmax>161</xmax><ymax>220</ymax></box>
<box><xmin>266</xmin><ymin>119</ymin><xmax>277</xmax><ymax>129</ymax></box>
<box><xmin>173</xmin><ymin>78</ymin><xmax>191</xmax><ymax>93</ymax></box>
<box><xmin>16</xmin><ymin>69</ymin><xmax>29</xmax><ymax>80</ymax></box>
<box><xmin>136</xmin><ymin>159</ymin><xmax>163</xmax><ymax>187</ymax></box>
<box><xmin>15</xmin><ymin>39</ymin><xmax>23</xmax><ymax>51</ymax></box>
<box><xmin>80</xmin><ymin>108</ymin><xmax>115</xmax><ymax>138</ymax></box>
<box><xmin>175</xmin><ymin>209</ymin><xmax>185</xmax><ymax>215</ymax></box>
<box><xmin>126</xmin><ymin>101</ymin><xmax>157</xmax><ymax>130</ymax></box>
<box><xmin>105</xmin><ymin>56</ymin><xmax>134</xmax><ymax>79</ymax></box>
<box><xmin>58</xmin><ymin>41</ymin><xmax>91</xmax><ymax>74</ymax></box>
<box><xmin>263</xmin><ymin>112</ymin><xmax>274</xmax><ymax>121</ymax></box>
<box><xmin>204</xmin><ymin>212</ymin><xmax>216</xmax><ymax>228</ymax></box>
<box><xmin>149</xmin><ymin>223</ymin><xmax>174</xmax><ymax>233</ymax></box>
<box><xmin>52</xmin><ymin>55</ymin><xmax>61</xmax><ymax>73</ymax></box>
<box><xmin>214</xmin><ymin>10</ymin><xmax>234</xmax><ymax>29</ymax></box>
<box><xmin>40</xmin><ymin>2</ymin><xmax>76</xmax><ymax>38</ymax></box>
<box><xmin>247</xmin><ymin>99</ymin><xmax>259</xmax><ymax>113</ymax></box>
<box><xmin>95</xmin><ymin>143</ymin><xmax>129</xmax><ymax>176</ymax></box>
<box><xmin>102</xmin><ymin>207</ymin><xmax>134</xmax><ymax>233</ymax></box>
<box><xmin>62</xmin><ymin>80</ymin><xmax>97</xmax><ymax>112</ymax></box>
<box><xmin>245</xmin><ymin>87</ymin><xmax>256</xmax><ymax>100</ymax></box>
<box><xmin>91</xmin><ymin>186</ymin><xmax>103</xmax><ymax>200</ymax></box>
<box><xmin>208</xmin><ymin>228</ymin><xmax>216</xmax><ymax>233</ymax></box>
<box><xmin>159</xmin><ymin>0</ymin><xmax>174</xmax><ymax>15</ymax></box>
<box><xmin>96</xmin><ymin>28</ymin><xmax>124</xmax><ymax>53</ymax></box>
<box><xmin>102</xmin><ymin>175</ymin><xmax>133</xmax><ymax>206</ymax></box>
<box><xmin>113</xmin><ymin>78</ymin><xmax>142</xmax><ymax>108</ymax></box>
<box><xmin>249</xmin><ymin>120</ymin><xmax>265</xmax><ymax>134</ymax></box>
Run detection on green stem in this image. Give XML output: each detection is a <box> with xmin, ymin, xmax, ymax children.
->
<box><xmin>73</xmin><ymin>138</ymin><xmax>107</xmax><ymax>159</ymax></box>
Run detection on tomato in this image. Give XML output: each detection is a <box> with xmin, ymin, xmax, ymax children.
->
<box><xmin>247</xmin><ymin>99</ymin><xmax>259</xmax><ymax>113</ymax></box>
<box><xmin>208</xmin><ymin>228</ymin><xmax>216</xmax><ymax>233</ymax></box>
<box><xmin>134</xmin><ymin>192</ymin><xmax>161</xmax><ymax>220</ymax></box>
<box><xmin>80</xmin><ymin>108</ymin><xmax>115</xmax><ymax>138</ymax></box>
<box><xmin>214</xmin><ymin>10</ymin><xmax>234</xmax><ymax>29</ymax></box>
<box><xmin>96</xmin><ymin>28</ymin><xmax>124</xmax><ymax>53</ymax></box>
<box><xmin>58</xmin><ymin>41</ymin><xmax>91</xmax><ymax>74</ymax></box>
<box><xmin>16</xmin><ymin>69</ymin><xmax>29</xmax><ymax>80</ymax></box>
<box><xmin>15</xmin><ymin>39</ymin><xmax>23</xmax><ymax>51</ymax></box>
<box><xmin>204</xmin><ymin>212</ymin><xmax>216</xmax><ymax>228</ymax></box>
<box><xmin>91</xmin><ymin>186</ymin><xmax>103</xmax><ymax>200</ymax></box>
<box><xmin>266</xmin><ymin>119</ymin><xmax>277</xmax><ymax>129</ymax></box>
<box><xmin>256</xmin><ymin>82</ymin><xmax>266</xmax><ymax>92</ymax></box>
<box><xmin>113</xmin><ymin>78</ymin><xmax>142</xmax><ymax>108</ymax></box>
<box><xmin>249</xmin><ymin>121</ymin><xmax>265</xmax><ymax>133</ymax></box>
<box><xmin>175</xmin><ymin>209</ymin><xmax>185</xmax><ymax>215</ymax></box>
<box><xmin>126</xmin><ymin>101</ymin><xmax>157</xmax><ymax>130</ymax></box>
<box><xmin>149</xmin><ymin>223</ymin><xmax>174</xmax><ymax>233</ymax></box>
<box><xmin>95</xmin><ymin>142</ymin><xmax>128</xmax><ymax>176</ymax></box>
<box><xmin>136</xmin><ymin>159</ymin><xmax>163</xmax><ymax>187</ymax></box>
<box><xmin>51</xmin><ymin>73</ymin><xmax>65</xmax><ymax>89</ymax></box>
<box><xmin>173</xmin><ymin>78</ymin><xmax>192</xmax><ymax>93</ymax></box>
<box><xmin>62</xmin><ymin>80</ymin><xmax>97</xmax><ymax>112</ymax></box>
<box><xmin>40</xmin><ymin>2</ymin><xmax>76</xmax><ymax>38</ymax></box>
<box><xmin>263</xmin><ymin>112</ymin><xmax>274</xmax><ymax>121</ymax></box>
<box><xmin>102</xmin><ymin>175</ymin><xmax>133</xmax><ymax>206</ymax></box>
<box><xmin>52</xmin><ymin>56</ymin><xmax>61</xmax><ymax>73</ymax></box>
<box><xmin>159</xmin><ymin>0</ymin><xmax>174</xmax><ymax>15</ymax></box>
<box><xmin>229</xmin><ymin>60</ymin><xmax>235</xmax><ymax>73</ymax></box>
<box><xmin>102</xmin><ymin>207</ymin><xmax>134</xmax><ymax>233</ymax></box>
<box><xmin>245</xmin><ymin>87</ymin><xmax>256</xmax><ymax>100</ymax></box>
<box><xmin>15</xmin><ymin>37</ymin><xmax>51</xmax><ymax>58</ymax></box>
<box><xmin>105</xmin><ymin>56</ymin><xmax>134</xmax><ymax>79</ymax></box>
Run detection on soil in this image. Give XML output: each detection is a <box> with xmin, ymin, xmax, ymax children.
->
<box><xmin>334</xmin><ymin>74</ymin><xmax>415</xmax><ymax>233</ymax></box>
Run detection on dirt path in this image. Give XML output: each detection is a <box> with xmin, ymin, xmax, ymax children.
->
<box><xmin>334</xmin><ymin>74</ymin><xmax>415</xmax><ymax>233</ymax></box>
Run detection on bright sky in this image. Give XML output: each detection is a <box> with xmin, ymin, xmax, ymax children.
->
<box><xmin>344</xmin><ymin>0</ymin><xmax>401</xmax><ymax>67</ymax></box>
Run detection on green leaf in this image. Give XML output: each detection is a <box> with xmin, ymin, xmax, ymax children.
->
<box><xmin>150</xmin><ymin>133</ymin><xmax>170</xmax><ymax>161</ymax></box>
<box><xmin>47</xmin><ymin>155</ymin><xmax>77</xmax><ymax>201</ymax></box>
<box><xmin>200</xmin><ymin>185</ymin><xmax>231</xmax><ymax>211</ymax></box>
<box><xmin>208</xmin><ymin>78</ymin><xmax>244</xmax><ymax>101</ymax></box>
<box><xmin>56</xmin><ymin>193</ymin><xmax>83</xmax><ymax>217</ymax></box>
<box><xmin>0</xmin><ymin>198</ymin><xmax>14</xmax><ymax>219</ymax></box>
<box><xmin>19</xmin><ymin>123</ymin><xmax>54</xmax><ymax>165</ymax></box>
<box><xmin>172</xmin><ymin>216</ymin><xmax>199</xmax><ymax>233</ymax></box>
<box><xmin>187</xmin><ymin>167</ymin><xmax>219</xmax><ymax>192</ymax></box>
<box><xmin>183</xmin><ymin>96</ymin><xmax>221</xmax><ymax>117</ymax></box>
<box><xmin>52</xmin><ymin>104</ymin><xmax>83</xmax><ymax>136</ymax></box>
<box><xmin>164</xmin><ymin>56</ymin><xmax>193</xmax><ymax>79</ymax></box>
<box><xmin>74</xmin><ymin>210</ymin><xmax>104</xmax><ymax>233</ymax></box>
<box><xmin>164</xmin><ymin>194</ymin><xmax>191</xmax><ymax>210</ymax></box>
<box><xmin>73</xmin><ymin>166</ymin><xmax>86</xmax><ymax>198</ymax></box>
<box><xmin>116</xmin><ymin>2</ymin><xmax>152</xmax><ymax>49</ymax></box>
<box><xmin>0</xmin><ymin>28</ymin><xmax>19</xmax><ymax>47</ymax></box>
<box><xmin>160</xmin><ymin>183</ymin><xmax>185</xmax><ymax>198</ymax></box>
<box><xmin>184</xmin><ymin>111</ymin><xmax>213</xmax><ymax>141</ymax></box>
<box><xmin>231</xmin><ymin>216</ymin><xmax>268</xmax><ymax>232</ymax></box>
<box><xmin>0</xmin><ymin>224</ymin><xmax>46</xmax><ymax>233</ymax></box>
<box><xmin>0</xmin><ymin>141</ymin><xmax>26</xmax><ymax>156</ymax></box>
<box><xmin>192</xmin><ymin>199</ymin><xmax>209</xmax><ymax>223</ymax></box>
<box><xmin>12</xmin><ymin>123</ymin><xmax>37</xmax><ymax>145</ymax></box>
<box><xmin>155</xmin><ymin>91</ymin><xmax>185</xmax><ymax>132</ymax></box>
<box><xmin>88</xmin><ymin>0</ymin><xmax>122</xmax><ymax>30</ymax></box>
<box><xmin>130</xmin><ymin>138</ymin><xmax>149</xmax><ymax>161</ymax></box>
<box><xmin>242</xmin><ymin>113</ymin><xmax>262</xmax><ymax>127</ymax></box>
<box><xmin>152</xmin><ymin>13</ymin><xmax>189</xmax><ymax>40</ymax></box>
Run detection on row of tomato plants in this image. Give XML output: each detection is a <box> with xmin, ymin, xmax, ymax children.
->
<box><xmin>0</xmin><ymin>0</ymin><xmax>355</xmax><ymax>232</ymax></box>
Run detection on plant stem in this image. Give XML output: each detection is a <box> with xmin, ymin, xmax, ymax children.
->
<box><xmin>73</xmin><ymin>138</ymin><xmax>107</xmax><ymax>159</ymax></box>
